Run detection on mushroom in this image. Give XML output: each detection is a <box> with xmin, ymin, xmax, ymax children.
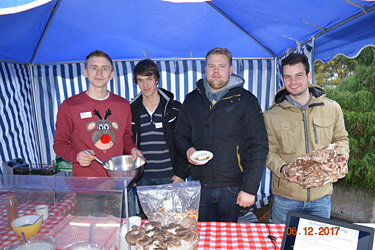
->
<box><xmin>161</xmin><ymin>223</ymin><xmax>179</xmax><ymax>235</ymax></box>
<box><xmin>125</xmin><ymin>227</ymin><xmax>146</xmax><ymax>245</ymax></box>
<box><xmin>179</xmin><ymin>230</ymin><xmax>197</xmax><ymax>242</ymax></box>
<box><xmin>165</xmin><ymin>235</ymin><xmax>181</xmax><ymax>248</ymax></box>
<box><xmin>284</xmin><ymin>142</ymin><xmax>347</xmax><ymax>188</ymax></box>
<box><xmin>152</xmin><ymin>230</ymin><xmax>166</xmax><ymax>242</ymax></box>
<box><xmin>144</xmin><ymin>239</ymin><xmax>167</xmax><ymax>250</ymax></box>
<box><xmin>144</xmin><ymin>221</ymin><xmax>161</xmax><ymax>231</ymax></box>
<box><xmin>138</xmin><ymin>235</ymin><xmax>152</xmax><ymax>246</ymax></box>
<box><xmin>175</xmin><ymin>227</ymin><xmax>189</xmax><ymax>235</ymax></box>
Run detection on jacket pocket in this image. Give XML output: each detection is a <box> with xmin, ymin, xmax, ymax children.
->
<box><xmin>273</xmin><ymin>120</ymin><xmax>300</xmax><ymax>154</ymax></box>
<box><xmin>312</xmin><ymin>117</ymin><xmax>334</xmax><ymax>146</ymax></box>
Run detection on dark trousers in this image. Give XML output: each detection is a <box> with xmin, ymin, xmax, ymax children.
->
<box><xmin>198</xmin><ymin>186</ymin><xmax>241</xmax><ymax>222</ymax></box>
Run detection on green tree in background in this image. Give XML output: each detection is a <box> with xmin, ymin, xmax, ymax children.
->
<box><xmin>316</xmin><ymin>46</ymin><xmax>375</xmax><ymax>189</ymax></box>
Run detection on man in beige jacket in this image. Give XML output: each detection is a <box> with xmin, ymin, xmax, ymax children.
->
<box><xmin>263</xmin><ymin>53</ymin><xmax>349</xmax><ymax>224</ymax></box>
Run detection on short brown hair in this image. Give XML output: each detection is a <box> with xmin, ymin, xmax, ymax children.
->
<box><xmin>281</xmin><ymin>53</ymin><xmax>310</xmax><ymax>76</ymax></box>
<box><xmin>133</xmin><ymin>59</ymin><xmax>160</xmax><ymax>83</ymax></box>
<box><xmin>85</xmin><ymin>50</ymin><xmax>113</xmax><ymax>69</ymax></box>
<box><xmin>205</xmin><ymin>48</ymin><xmax>232</xmax><ymax>66</ymax></box>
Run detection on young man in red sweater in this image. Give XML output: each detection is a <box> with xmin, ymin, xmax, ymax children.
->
<box><xmin>53</xmin><ymin>50</ymin><xmax>143</xmax><ymax>216</ymax></box>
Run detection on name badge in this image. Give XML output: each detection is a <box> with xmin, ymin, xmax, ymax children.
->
<box><xmin>80</xmin><ymin>111</ymin><xmax>92</xmax><ymax>119</ymax></box>
<box><xmin>155</xmin><ymin>122</ymin><xmax>163</xmax><ymax>129</ymax></box>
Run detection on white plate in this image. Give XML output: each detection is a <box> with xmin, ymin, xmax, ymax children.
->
<box><xmin>190</xmin><ymin>150</ymin><xmax>213</xmax><ymax>164</ymax></box>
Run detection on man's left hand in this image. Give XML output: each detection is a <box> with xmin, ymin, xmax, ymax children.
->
<box><xmin>338</xmin><ymin>155</ymin><xmax>348</xmax><ymax>163</ymax></box>
<box><xmin>130</xmin><ymin>147</ymin><xmax>144</xmax><ymax>161</ymax></box>
<box><xmin>172</xmin><ymin>175</ymin><xmax>184</xmax><ymax>183</ymax></box>
<box><xmin>237</xmin><ymin>190</ymin><xmax>255</xmax><ymax>207</ymax></box>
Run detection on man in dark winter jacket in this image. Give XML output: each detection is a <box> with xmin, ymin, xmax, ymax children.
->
<box><xmin>174</xmin><ymin>48</ymin><xmax>269</xmax><ymax>222</ymax></box>
<box><xmin>128</xmin><ymin>59</ymin><xmax>189</xmax><ymax>216</ymax></box>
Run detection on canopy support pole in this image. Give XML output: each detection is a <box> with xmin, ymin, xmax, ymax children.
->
<box><xmin>28</xmin><ymin>63</ymin><xmax>44</xmax><ymax>164</ymax></box>
<box><xmin>284</xmin><ymin>4</ymin><xmax>375</xmax><ymax>60</ymax></box>
<box><xmin>206</xmin><ymin>2</ymin><xmax>276</xmax><ymax>58</ymax></box>
<box><xmin>30</xmin><ymin>0</ymin><xmax>63</xmax><ymax>64</ymax></box>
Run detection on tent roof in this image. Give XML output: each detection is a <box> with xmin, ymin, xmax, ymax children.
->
<box><xmin>0</xmin><ymin>0</ymin><xmax>374</xmax><ymax>64</ymax></box>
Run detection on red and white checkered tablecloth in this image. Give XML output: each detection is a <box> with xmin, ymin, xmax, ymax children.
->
<box><xmin>0</xmin><ymin>191</ymin><xmax>77</xmax><ymax>249</ymax></box>
<box><xmin>197</xmin><ymin>221</ymin><xmax>285</xmax><ymax>250</ymax></box>
<box><xmin>1</xmin><ymin>190</ymin><xmax>285</xmax><ymax>250</ymax></box>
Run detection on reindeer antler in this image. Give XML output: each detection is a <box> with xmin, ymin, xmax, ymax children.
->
<box><xmin>93</xmin><ymin>109</ymin><xmax>102</xmax><ymax>119</ymax></box>
<box><xmin>104</xmin><ymin>109</ymin><xmax>112</xmax><ymax>120</ymax></box>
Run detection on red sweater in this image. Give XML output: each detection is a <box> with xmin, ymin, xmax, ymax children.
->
<box><xmin>53</xmin><ymin>92</ymin><xmax>136</xmax><ymax>177</ymax></box>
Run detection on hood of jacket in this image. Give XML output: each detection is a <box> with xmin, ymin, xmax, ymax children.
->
<box><xmin>273</xmin><ymin>84</ymin><xmax>326</xmax><ymax>105</ymax></box>
<box><xmin>197</xmin><ymin>74</ymin><xmax>245</xmax><ymax>102</ymax></box>
<box><xmin>130</xmin><ymin>87</ymin><xmax>174</xmax><ymax>114</ymax></box>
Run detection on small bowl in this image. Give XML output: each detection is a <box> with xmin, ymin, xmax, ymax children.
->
<box><xmin>62</xmin><ymin>241</ymin><xmax>104</xmax><ymax>250</ymax></box>
<box><xmin>190</xmin><ymin>150</ymin><xmax>213</xmax><ymax>164</ymax></box>
<box><xmin>11</xmin><ymin>215</ymin><xmax>43</xmax><ymax>237</ymax></box>
<box><xmin>4</xmin><ymin>235</ymin><xmax>56</xmax><ymax>250</ymax></box>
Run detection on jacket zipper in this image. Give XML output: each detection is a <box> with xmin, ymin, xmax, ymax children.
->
<box><xmin>236</xmin><ymin>146</ymin><xmax>243</xmax><ymax>172</ymax></box>
<box><xmin>313</xmin><ymin>123</ymin><xmax>318</xmax><ymax>144</ymax></box>
<box><xmin>302</xmin><ymin>110</ymin><xmax>311</xmax><ymax>201</ymax></box>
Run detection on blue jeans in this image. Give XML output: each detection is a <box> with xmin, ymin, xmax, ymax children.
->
<box><xmin>198</xmin><ymin>186</ymin><xmax>241</xmax><ymax>222</ymax></box>
<box><xmin>272</xmin><ymin>194</ymin><xmax>331</xmax><ymax>224</ymax></box>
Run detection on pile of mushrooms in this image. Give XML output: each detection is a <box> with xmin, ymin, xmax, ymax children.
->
<box><xmin>125</xmin><ymin>221</ymin><xmax>198</xmax><ymax>250</ymax></box>
<box><xmin>285</xmin><ymin>142</ymin><xmax>348</xmax><ymax>188</ymax></box>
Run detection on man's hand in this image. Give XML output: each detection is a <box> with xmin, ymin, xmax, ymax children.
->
<box><xmin>130</xmin><ymin>147</ymin><xmax>144</xmax><ymax>161</ymax></box>
<box><xmin>338</xmin><ymin>155</ymin><xmax>348</xmax><ymax>163</ymax></box>
<box><xmin>186</xmin><ymin>147</ymin><xmax>205</xmax><ymax>166</ymax></box>
<box><xmin>76</xmin><ymin>149</ymin><xmax>97</xmax><ymax>167</ymax></box>
<box><xmin>172</xmin><ymin>175</ymin><xmax>184</xmax><ymax>183</ymax></box>
<box><xmin>237</xmin><ymin>191</ymin><xmax>255</xmax><ymax>207</ymax></box>
<box><xmin>282</xmin><ymin>165</ymin><xmax>299</xmax><ymax>183</ymax></box>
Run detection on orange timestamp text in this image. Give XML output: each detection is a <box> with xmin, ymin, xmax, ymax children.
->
<box><xmin>285</xmin><ymin>226</ymin><xmax>341</xmax><ymax>236</ymax></box>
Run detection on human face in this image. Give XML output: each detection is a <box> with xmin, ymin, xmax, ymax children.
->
<box><xmin>282</xmin><ymin>63</ymin><xmax>312</xmax><ymax>99</ymax></box>
<box><xmin>136</xmin><ymin>75</ymin><xmax>158</xmax><ymax>98</ymax></box>
<box><xmin>83</xmin><ymin>56</ymin><xmax>114</xmax><ymax>89</ymax></box>
<box><xmin>205</xmin><ymin>54</ymin><xmax>233</xmax><ymax>93</ymax></box>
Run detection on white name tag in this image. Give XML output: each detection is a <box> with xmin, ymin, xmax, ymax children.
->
<box><xmin>80</xmin><ymin>111</ymin><xmax>92</xmax><ymax>119</ymax></box>
<box><xmin>155</xmin><ymin>122</ymin><xmax>163</xmax><ymax>129</ymax></box>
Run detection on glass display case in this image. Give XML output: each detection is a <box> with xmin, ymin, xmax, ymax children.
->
<box><xmin>0</xmin><ymin>174</ymin><xmax>133</xmax><ymax>249</ymax></box>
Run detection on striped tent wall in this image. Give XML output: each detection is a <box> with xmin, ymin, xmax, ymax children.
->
<box><xmin>0</xmin><ymin>62</ymin><xmax>40</xmax><ymax>165</ymax></box>
<box><xmin>1</xmin><ymin>58</ymin><xmax>276</xmax><ymax>209</ymax></box>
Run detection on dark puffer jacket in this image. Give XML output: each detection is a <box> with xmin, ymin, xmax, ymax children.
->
<box><xmin>173</xmin><ymin>78</ymin><xmax>269</xmax><ymax>195</ymax></box>
<box><xmin>131</xmin><ymin>88</ymin><xmax>189</xmax><ymax>179</ymax></box>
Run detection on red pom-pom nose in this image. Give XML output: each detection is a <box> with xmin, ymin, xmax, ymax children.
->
<box><xmin>101</xmin><ymin>134</ymin><xmax>111</xmax><ymax>144</ymax></box>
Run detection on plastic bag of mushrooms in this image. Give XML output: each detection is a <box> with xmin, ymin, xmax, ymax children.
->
<box><xmin>125</xmin><ymin>181</ymin><xmax>201</xmax><ymax>250</ymax></box>
<box><xmin>284</xmin><ymin>142</ymin><xmax>348</xmax><ymax>189</ymax></box>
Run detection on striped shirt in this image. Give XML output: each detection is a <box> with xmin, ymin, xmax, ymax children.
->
<box><xmin>139</xmin><ymin>103</ymin><xmax>173</xmax><ymax>178</ymax></box>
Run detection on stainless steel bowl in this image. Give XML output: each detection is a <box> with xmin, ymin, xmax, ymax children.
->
<box><xmin>102</xmin><ymin>155</ymin><xmax>145</xmax><ymax>183</ymax></box>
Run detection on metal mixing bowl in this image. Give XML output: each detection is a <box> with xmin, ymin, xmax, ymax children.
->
<box><xmin>102</xmin><ymin>155</ymin><xmax>145</xmax><ymax>183</ymax></box>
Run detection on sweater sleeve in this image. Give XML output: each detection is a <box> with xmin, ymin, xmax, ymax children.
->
<box><xmin>53</xmin><ymin>101</ymin><xmax>80</xmax><ymax>162</ymax></box>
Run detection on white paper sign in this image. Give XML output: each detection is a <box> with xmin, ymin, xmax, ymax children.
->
<box><xmin>294</xmin><ymin>218</ymin><xmax>359</xmax><ymax>250</ymax></box>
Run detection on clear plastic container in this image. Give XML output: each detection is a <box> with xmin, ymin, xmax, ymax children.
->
<box><xmin>62</xmin><ymin>241</ymin><xmax>104</xmax><ymax>250</ymax></box>
<box><xmin>5</xmin><ymin>194</ymin><xmax>18</xmax><ymax>228</ymax></box>
<box><xmin>4</xmin><ymin>235</ymin><xmax>56</xmax><ymax>250</ymax></box>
